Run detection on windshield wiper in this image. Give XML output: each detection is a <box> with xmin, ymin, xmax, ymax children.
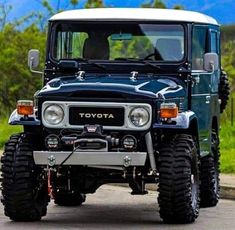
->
<box><xmin>74</xmin><ymin>58</ymin><xmax>106</xmax><ymax>71</ymax></box>
<box><xmin>115</xmin><ymin>58</ymin><xmax>161</xmax><ymax>71</ymax></box>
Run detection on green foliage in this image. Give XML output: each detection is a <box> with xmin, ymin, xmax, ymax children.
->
<box><xmin>70</xmin><ymin>0</ymin><xmax>79</xmax><ymax>7</ymax></box>
<box><xmin>0</xmin><ymin>119</ymin><xmax>22</xmax><ymax>149</ymax></box>
<box><xmin>141</xmin><ymin>0</ymin><xmax>183</xmax><ymax>9</ymax></box>
<box><xmin>220</xmin><ymin>122</ymin><xmax>235</xmax><ymax>174</ymax></box>
<box><xmin>109</xmin><ymin>36</ymin><xmax>153</xmax><ymax>59</ymax></box>
<box><xmin>142</xmin><ymin>0</ymin><xmax>166</xmax><ymax>8</ymax></box>
<box><xmin>221</xmin><ymin>25</ymin><xmax>235</xmax><ymax>87</ymax></box>
<box><xmin>174</xmin><ymin>5</ymin><xmax>184</xmax><ymax>10</ymax></box>
<box><xmin>42</xmin><ymin>0</ymin><xmax>55</xmax><ymax>15</ymax></box>
<box><xmin>85</xmin><ymin>0</ymin><xmax>104</xmax><ymax>8</ymax></box>
<box><xmin>221</xmin><ymin>25</ymin><xmax>235</xmax><ymax>43</ymax></box>
<box><xmin>221</xmin><ymin>40</ymin><xmax>235</xmax><ymax>88</ymax></box>
<box><xmin>0</xmin><ymin>24</ymin><xmax>46</xmax><ymax>117</ymax></box>
<box><xmin>153</xmin><ymin>0</ymin><xmax>166</xmax><ymax>8</ymax></box>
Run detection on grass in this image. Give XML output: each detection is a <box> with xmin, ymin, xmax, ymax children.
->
<box><xmin>0</xmin><ymin>119</ymin><xmax>22</xmax><ymax>149</ymax></box>
<box><xmin>0</xmin><ymin>118</ymin><xmax>235</xmax><ymax>174</ymax></box>
<box><xmin>220</xmin><ymin>122</ymin><xmax>235</xmax><ymax>174</ymax></box>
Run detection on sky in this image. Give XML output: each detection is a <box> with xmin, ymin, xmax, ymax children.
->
<box><xmin>3</xmin><ymin>0</ymin><xmax>235</xmax><ymax>25</ymax></box>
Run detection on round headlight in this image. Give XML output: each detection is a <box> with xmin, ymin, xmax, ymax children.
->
<box><xmin>129</xmin><ymin>107</ymin><xmax>149</xmax><ymax>127</ymax></box>
<box><xmin>44</xmin><ymin>104</ymin><xmax>64</xmax><ymax>125</ymax></box>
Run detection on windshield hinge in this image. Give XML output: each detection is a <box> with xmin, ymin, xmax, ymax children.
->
<box><xmin>76</xmin><ymin>71</ymin><xmax>85</xmax><ymax>81</ymax></box>
<box><xmin>130</xmin><ymin>71</ymin><xmax>138</xmax><ymax>81</ymax></box>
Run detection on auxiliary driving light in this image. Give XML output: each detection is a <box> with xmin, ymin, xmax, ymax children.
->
<box><xmin>45</xmin><ymin>135</ymin><xmax>60</xmax><ymax>150</ymax></box>
<box><xmin>122</xmin><ymin>135</ymin><xmax>137</xmax><ymax>150</ymax></box>
<box><xmin>17</xmin><ymin>100</ymin><xmax>34</xmax><ymax>116</ymax></box>
<box><xmin>160</xmin><ymin>103</ymin><xmax>178</xmax><ymax>118</ymax></box>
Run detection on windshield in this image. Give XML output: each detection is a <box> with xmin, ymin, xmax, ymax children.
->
<box><xmin>52</xmin><ymin>22</ymin><xmax>185</xmax><ymax>62</ymax></box>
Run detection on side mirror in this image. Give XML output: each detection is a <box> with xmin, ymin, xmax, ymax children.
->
<box><xmin>28</xmin><ymin>49</ymin><xmax>40</xmax><ymax>68</ymax></box>
<box><xmin>28</xmin><ymin>49</ymin><xmax>43</xmax><ymax>75</ymax></box>
<box><xmin>204</xmin><ymin>53</ymin><xmax>219</xmax><ymax>72</ymax></box>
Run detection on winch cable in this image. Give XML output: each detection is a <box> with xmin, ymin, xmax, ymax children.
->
<box><xmin>59</xmin><ymin>146</ymin><xmax>78</xmax><ymax>166</ymax></box>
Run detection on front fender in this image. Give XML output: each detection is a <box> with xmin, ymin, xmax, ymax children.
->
<box><xmin>153</xmin><ymin>111</ymin><xmax>197</xmax><ymax>129</ymax></box>
<box><xmin>9</xmin><ymin>109</ymin><xmax>41</xmax><ymax>126</ymax></box>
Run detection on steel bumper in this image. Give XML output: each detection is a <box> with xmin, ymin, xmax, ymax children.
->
<box><xmin>33</xmin><ymin>151</ymin><xmax>147</xmax><ymax>166</ymax></box>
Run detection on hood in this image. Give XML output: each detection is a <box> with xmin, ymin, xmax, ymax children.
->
<box><xmin>37</xmin><ymin>74</ymin><xmax>186</xmax><ymax>99</ymax></box>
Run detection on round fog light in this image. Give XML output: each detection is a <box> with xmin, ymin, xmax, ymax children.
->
<box><xmin>122</xmin><ymin>135</ymin><xmax>137</xmax><ymax>150</ymax></box>
<box><xmin>45</xmin><ymin>135</ymin><xmax>60</xmax><ymax>150</ymax></box>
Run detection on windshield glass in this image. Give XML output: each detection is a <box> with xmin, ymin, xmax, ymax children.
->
<box><xmin>53</xmin><ymin>23</ymin><xmax>185</xmax><ymax>62</ymax></box>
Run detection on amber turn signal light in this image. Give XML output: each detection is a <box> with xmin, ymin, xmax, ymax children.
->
<box><xmin>17</xmin><ymin>100</ymin><xmax>34</xmax><ymax>115</ymax></box>
<box><xmin>160</xmin><ymin>103</ymin><xmax>178</xmax><ymax>118</ymax></box>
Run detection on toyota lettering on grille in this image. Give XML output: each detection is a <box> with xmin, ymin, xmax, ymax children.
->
<box><xmin>79</xmin><ymin>113</ymin><xmax>115</xmax><ymax>119</ymax></box>
<box><xmin>69</xmin><ymin>107</ymin><xmax>124</xmax><ymax>126</ymax></box>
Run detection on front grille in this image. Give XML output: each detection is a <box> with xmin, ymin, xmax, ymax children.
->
<box><xmin>69</xmin><ymin>107</ymin><xmax>125</xmax><ymax>126</ymax></box>
<box><xmin>42</xmin><ymin>101</ymin><xmax>152</xmax><ymax>131</ymax></box>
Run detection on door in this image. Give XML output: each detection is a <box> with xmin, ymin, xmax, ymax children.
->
<box><xmin>191</xmin><ymin>26</ymin><xmax>219</xmax><ymax>157</ymax></box>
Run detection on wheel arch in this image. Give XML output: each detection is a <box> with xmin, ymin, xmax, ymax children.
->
<box><xmin>184</xmin><ymin>117</ymin><xmax>200</xmax><ymax>155</ymax></box>
<box><xmin>8</xmin><ymin>109</ymin><xmax>41</xmax><ymax>126</ymax></box>
<box><xmin>158</xmin><ymin>117</ymin><xmax>200</xmax><ymax>156</ymax></box>
<box><xmin>188</xmin><ymin>118</ymin><xmax>199</xmax><ymax>141</ymax></box>
<box><xmin>212</xmin><ymin>116</ymin><xmax>219</xmax><ymax>134</ymax></box>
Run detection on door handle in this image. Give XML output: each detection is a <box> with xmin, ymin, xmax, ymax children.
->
<box><xmin>206</xmin><ymin>96</ymin><xmax>211</xmax><ymax>104</ymax></box>
<box><xmin>192</xmin><ymin>75</ymin><xmax>200</xmax><ymax>86</ymax></box>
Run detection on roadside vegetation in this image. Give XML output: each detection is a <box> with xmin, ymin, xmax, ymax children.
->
<box><xmin>0</xmin><ymin>119</ymin><xmax>21</xmax><ymax>148</ymax></box>
<box><xmin>0</xmin><ymin>0</ymin><xmax>235</xmax><ymax>173</ymax></box>
<box><xmin>220</xmin><ymin>122</ymin><xmax>235</xmax><ymax>174</ymax></box>
<box><xmin>220</xmin><ymin>92</ymin><xmax>235</xmax><ymax>174</ymax></box>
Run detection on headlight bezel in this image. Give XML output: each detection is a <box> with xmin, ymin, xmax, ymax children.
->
<box><xmin>128</xmin><ymin>107</ymin><xmax>150</xmax><ymax>127</ymax></box>
<box><xmin>43</xmin><ymin>104</ymin><xmax>65</xmax><ymax>126</ymax></box>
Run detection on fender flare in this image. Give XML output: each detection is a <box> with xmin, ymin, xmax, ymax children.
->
<box><xmin>8</xmin><ymin>109</ymin><xmax>41</xmax><ymax>126</ymax></box>
<box><xmin>153</xmin><ymin>111</ymin><xmax>197</xmax><ymax>129</ymax></box>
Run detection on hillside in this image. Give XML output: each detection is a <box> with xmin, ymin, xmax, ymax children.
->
<box><xmin>221</xmin><ymin>24</ymin><xmax>235</xmax><ymax>42</ymax></box>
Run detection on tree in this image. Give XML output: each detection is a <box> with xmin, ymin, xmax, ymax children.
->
<box><xmin>85</xmin><ymin>0</ymin><xmax>105</xmax><ymax>8</ymax></box>
<box><xmin>0</xmin><ymin>24</ymin><xmax>46</xmax><ymax>116</ymax></box>
<box><xmin>0</xmin><ymin>2</ymin><xmax>12</xmax><ymax>31</ymax></box>
<box><xmin>70</xmin><ymin>0</ymin><xmax>79</xmax><ymax>8</ymax></box>
<box><xmin>142</xmin><ymin>0</ymin><xmax>166</xmax><ymax>8</ymax></box>
<box><xmin>141</xmin><ymin>0</ymin><xmax>184</xmax><ymax>9</ymax></box>
<box><xmin>153</xmin><ymin>0</ymin><xmax>166</xmax><ymax>8</ymax></box>
<box><xmin>174</xmin><ymin>5</ymin><xmax>184</xmax><ymax>10</ymax></box>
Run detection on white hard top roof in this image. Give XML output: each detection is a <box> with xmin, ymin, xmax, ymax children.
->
<box><xmin>50</xmin><ymin>8</ymin><xmax>218</xmax><ymax>25</ymax></box>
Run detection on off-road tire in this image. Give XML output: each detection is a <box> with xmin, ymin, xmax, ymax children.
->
<box><xmin>158</xmin><ymin>134</ymin><xmax>200</xmax><ymax>224</ymax></box>
<box><xmin>200</xmin><ymin>131</ymin><xmax>220</xmax><ymax>207</ymax></box>
<box><xmin>1</xmin><ymin>133</ymin><xmax>49</xmax><ymax>221</ymax></box>
<box><xmin>219</xmin><ymin>70</ymin><xmax>230</xmax><ymax>113</ymax></box>
<box><xmin>54</xmin><ymin>192</ymin><xmax>86</xmax><ymax>206</ymax></box>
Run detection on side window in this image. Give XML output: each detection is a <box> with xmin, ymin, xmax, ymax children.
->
<box><xmin>210</xmin><ymin>31</ymin><xmax>218</xmax><ymax>53</ymax></box>
<box><xmin>192</xmin><ymin>26</ymin><xmax>207</xmax><ymax>70</ymax></box>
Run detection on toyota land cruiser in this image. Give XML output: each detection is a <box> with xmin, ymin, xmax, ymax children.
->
<box><xmin>1</xmin><ymin>8</ymin><xmax>230</xmax><ymax>223</ymax></box>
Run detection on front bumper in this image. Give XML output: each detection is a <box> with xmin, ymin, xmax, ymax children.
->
<box><xmin>33</xmin><ymin>151</ymin><xmax>147</xmax><ymax>167</ymax></box>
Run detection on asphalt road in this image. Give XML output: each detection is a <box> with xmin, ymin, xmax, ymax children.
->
<box><xmin>1</xmin><ymin>185</ymin><xmax>235</xmax><ymax>230</ymax></box>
